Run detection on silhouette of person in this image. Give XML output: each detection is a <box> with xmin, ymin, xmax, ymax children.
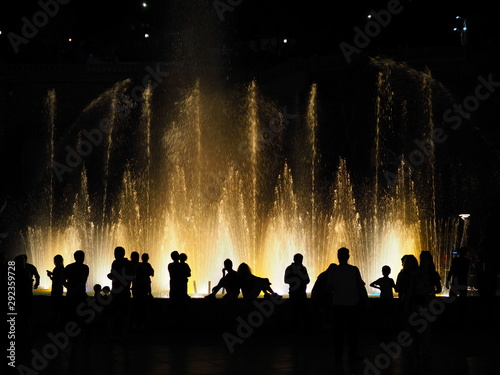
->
<box><xmin>237</xmin><ymin>263</ymin><xmax>280</xmax><ymax>300</ymax></box>
<box><xmin>284</xmin><ymin>253</ymin><xmax>310</xmax><ymax>299</ymax></box>
<box><xmin>446</xmin><ymin>247</ymin><xmax>470</xmax><ymax>298</ymax></box>
<box><xmin>107</xmin><ymin>246</ymin><xmax>135</xmax><ymax>296</ymax></box>
<box><xmin>417</xmin><ymin>251</ymin><xmax>442</xmax><ymax>301</ymax></box>
<box><xmin>107</xmin><ymin>246</ymin><xmax>135</xmax><ymax>340</ymax></box>
<box><xmin>179</xmin><ymin>253</ymin><xmax>191</xmax><ymax>298</ymax></box>
<box><xmin>47</xmin><ymin>254</ymin><xmax>65</xmax><ymax>324</ymax></box>
<box><xmin>102</xmin><ymin>286</ymin><xmax>111</xmax><ymax>302</ymax></box>
<box><xmin>370</xmin><ymin>265</ymin><xmax>396</xmax><ymax>299</ymax></box>
<box><xmin>14</xmin><ymin>254</ymin><xmax>34</xmax><ymax>324</ymax></box>
<box><xmin>64</xmin><ymin>250</ymin><xmax>89</xmax><ymax>319</ymax></box>
<box><xmin>400</xmin><ymin>255</ymin><xmax>407</xmax><ymax>268</ymax></box>
<box><xmin>130</xmin><ymin>251</ymin><xmax>144</xmax><ymax>299</ymax></box>
<box><xmin>130</xmin><ymin>251</ymin><xmax>140</xmax><ymax>264</ymax></box>
<box><xmin>22</xmin><ymin>254</ymin><xmax>40</xmax><ymax>290</ymax></box>
<box><xmin>414</xmin><ymin>250</ymin><xmax>441</xmax><ymax>360</ymax></box>
<box><xmin>395</xmin><ymin>254</ymin><xmax>419</xmax><ymax>320</ymax></box>
<box><xmin>93</xmin><ymin>283</ymin><xmax>102</xmax><ymax>297</ymax></box>
<box><xmin>168</xmin><ymin>251</ymin><xmax>182</xmax><ymax>300</ymax></box>
<box><xmin>141</xmin><ymin>253</ymin><xmax>154</xmax><ymax>298</ymax></box>
<box><xmin>206</xmin><ymin>258</ymin><xmax>241</xmax><ymax>299</ymax></box>
<box><xmin>395</xmin><ymin>255</ymin><xmax>408</xmax><ymax>297</ymax></box>
<box><xmin>327</xmin><ymin>247</ymin><xmax>366</xmax><ymax>362</ymax></box>
<box><xmin>284</xmin><ymin>253</ymin><xmax>310</xmax><ymax>331</ymax></box>
<box><xmin>92</xmin><ymin>283</ymin><xmax>104</xmax><ymax>311</ymax></box>
<box><xmin>130</xmin><ymin>251</ymin><xmax>150</xmax><ymax>329</ymax></box>
<box><xmin>370</xmin><ymin>265</ymin><xmax>396</xmax><ymax>330</ymax></box>
<box><xmin>311</xmin><ymin>263</ymin><xmax>337</xmax><ymax>329</ymax></box>
<box><xmin>130</xmin><ymin>251</ymin><xmax>140</xmax><ymax>328</ymax></box>
<box><xmin>85</xmin><ymin>284</ymin><xmax>106</xmax><ymax>334</ymax></box>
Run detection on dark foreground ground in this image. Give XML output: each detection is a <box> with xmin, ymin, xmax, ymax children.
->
<box><xmin>6</xmin><ymin>295</ymin><xmax>499</xmax><ymax>375</ymax></box>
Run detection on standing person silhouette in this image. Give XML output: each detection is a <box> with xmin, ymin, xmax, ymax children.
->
<box><xmin>370</xmin><ymin>266</ymin><xmax>396</xmax><ymax>299</ymax></box>
<box><xmin>445</xmin><ymin>247</ymin><xmax>470</xmax><ymax>325</ymax></box>
<box><xmin>395</xmin><ymin>254</ymin><xmax>419</xmax><ymax>317</ymax></box>
<box><xmin>14</xmin><ymin>254</ymin><xmax>34</xmax><ymax>329</ymax></box>
<box><xmin>370</xmin><ymin>265</ymin><xmax>396</xmax><ymax>330</ymax></box>
<box><xmin>414</xmin><ymin>250</ymin><xmax>441</xmax><ymax>360</ymax></box>
<box><xmin>130</xmin><ymin>251</ymin><xmax>144</xmax><ymax>299</ymax></box>
<box><xmin>168</xmin><ymin>251</ymin><xmax>182</xmax><ymax>300</ymax></box>
<box><xmin>47</xmin><ymin>254</ymin><xmax>65</xmax><ymax>324</ymax></box>
<box><xmin>23</xmin><ymin>254</ymin><xmax>40</xmax><ymax>290</ymax></box>
<box><xmin>311</xmin><ymin>263</ymin><xmax>337</xmax><ymax>330</ymax></box>
<box><xmin>446</xmin><ymin>247</ymin><xmax>470</xmax><ymax>298</ymax></box>
<box><xmin>107</xmin><ymin>246</ymin><xmax>135</xmax><ymax>296</ymax></box>
<box><xmin>134</xmin><ymin>252</ymin><xmax>155</xmax><ymax>327</ymax></box>
<box><xmin>64</xmin><ymin>250</ymin><xmax>89</xmax><ymax>321</ymax></box>
<box><xmin>327</xmin><ymin>247</ymin><xmax>366</xmax><ymax>362</ymax></box>
<box><xmin>141</xmin><ymin>253</ymin><xmax>155</xmax><ymax>298</ymax></box>
<box><xmin>130</xmin><ymin>251</ymin><xmax>143</xmax><ymax>329</ymax></box>
<box><xmin>284</xmin><ymin>253</ymin><xmax>310</xmax><ymax>331</ymax></box>
<box><xmin>179</xmin><ymin>253</ymin><xmax>191</xmax><ymax>299</ymax></box>
<box><xmin>107</xmin><ymin>246</ymin><xmax>135</xmax><ymax>340</ymax></box>
<box><xmin>417</xmin><ymin>251</ymin><xmax>442</xmax><ymax>300</ymax></box>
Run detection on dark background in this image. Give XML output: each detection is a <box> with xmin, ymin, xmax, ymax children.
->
<box><xmin>0</xmin><ymin>0</ymin><xmax>492</xmax><ymax>63</ymax></box>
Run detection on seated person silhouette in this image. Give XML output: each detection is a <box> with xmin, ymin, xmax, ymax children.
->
<box><xmin>206</xmin><ymin>258</ymin><xmax>241</xmax><ymax>299</ymax></box>
<box><xmin>237</xmin><ymin>262</ymin><xmax>280</xmax><ymax>300</ymax></box>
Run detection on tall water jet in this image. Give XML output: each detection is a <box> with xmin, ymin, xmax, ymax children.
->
<box><xmin>421</xmin><ymin>69</ymin><xmax>438</xmax><ymax>254</ymax></box>
<box><xmin>140</xmin><ymin>83</ymin><xmax>153</xmax><ymax>247</ymax></box>
<box><xmin>307</xmin><ymin>83</ymin><xmax>319</xmax><ymax>263</ymax></box>
<box><xmin>45</xmin><ymin>89</ymin><xmax>56</xmax><ymax>244</ymax></box>
<box><xmin>262</xmin><ymin>163</ymin><xmax>306</xmax><ymax>292</ymax></box>
<box><xmin>102</xmin><ymin>83</ymin><xmax>125</xmax><ymax>223</ymax></box>
<box><xmin>246</xmin><ymin>80</ymin><xmax>260</xmax><ymax>267</ymax></box>
<box><xmin>327</xmin><ymin>159</ymin><xmax>361</xmax><ymax>267</ymax></box>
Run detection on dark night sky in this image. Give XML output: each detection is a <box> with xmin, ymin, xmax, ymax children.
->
<box><xmin>0</xmin><ymin>0</ymin><xmax>490</xmax><ymax>63</ymax></box>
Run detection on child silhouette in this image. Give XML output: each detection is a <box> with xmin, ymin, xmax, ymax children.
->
<box><xmin>370</xmin><ymin>265</ymin><xmax>396</xmax><ymax>299</ymax></box>
<box><xmin>370</xmin><ymin>265</ymin><xmax>396</xmax><ymax>331</ymax></box>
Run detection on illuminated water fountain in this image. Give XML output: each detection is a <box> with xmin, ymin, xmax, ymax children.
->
<box><xmin>23</xmin><ymin>58</ymin><xmax>464</xmax><ymax>296</ymax></box>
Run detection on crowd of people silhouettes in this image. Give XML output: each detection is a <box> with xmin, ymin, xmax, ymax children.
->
<box><xmin>2</xmin><ymin>244</ymin><xmax>488</xmax><ymax>361</ymax></box>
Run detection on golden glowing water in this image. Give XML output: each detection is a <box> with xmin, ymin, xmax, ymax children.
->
<box><xmin>24</xmin><ymin>64</ymin><xmax>463</xmax><ymax>297</ymax></box>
